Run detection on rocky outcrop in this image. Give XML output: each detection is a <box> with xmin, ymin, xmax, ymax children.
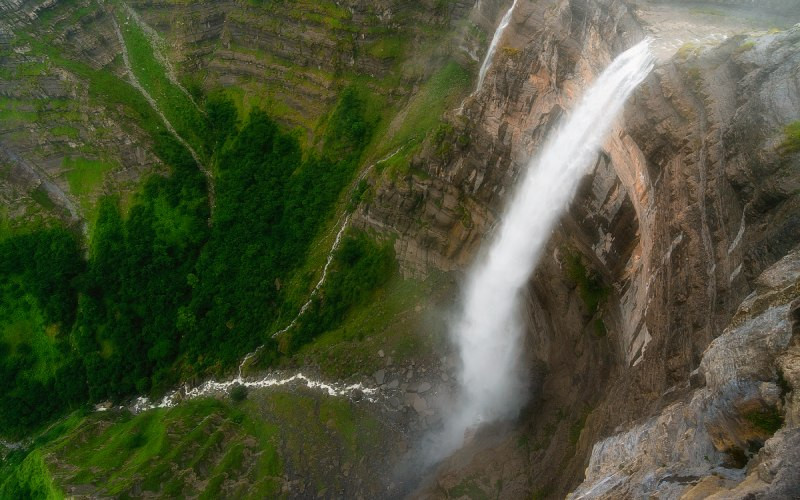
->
<box><xmin>124</xmin><ymin>0</ymin><xmax>485</xmax><ymax>131</ymax></box>
<box><xmin>656</xmin><ymin>0</ymin><xmax>800</xmax><ymax>16</ymax></box>
<box><xmin>569</xmin><ymin>248</ymin><xmax>800</xmax><ymax>498</ymax></box>
<box><xmin>0</xmin><ymin>0</ymin><xmax>165</xmax><ymax>231</ymax></box>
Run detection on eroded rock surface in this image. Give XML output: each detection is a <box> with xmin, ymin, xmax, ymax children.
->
<box><xmin>570</xmin><ymin>249</ymin><xmax>800</xmax><ymax>498</ymax></box>
<box><xmin>355</xmin><ymin>0</ymin><xmax>799</xmax><ymax>497</ymax></box>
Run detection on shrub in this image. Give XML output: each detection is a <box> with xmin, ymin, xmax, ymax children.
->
<box><xmin>230</xmin><ymin>385</ymin><xmax>248</xmax><ymax>403</ymax></box>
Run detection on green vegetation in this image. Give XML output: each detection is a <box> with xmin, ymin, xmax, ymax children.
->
<box><xmin>230</xmin><ymin>384</ymin><xmax>249</xmax><ymax>403</ymax></box>
<box><xmin>185</xmin><ymin>87</ymin><xmax>377</xmax><ymax>369</ymax></box>
<box><xmin>744</xmin><ymin>406</ymin><xmax>783</xmax><ymax>435</ymax></box>
<box><xmin>297</xmin><ymin>272</ymin><xmax>445</xmax><ymax>378</ymax></box>
<box><xmin>62</xmin><ymin>156</ymin><xmax>115</xmax><ymax>197</ymax></box>
<box><xmin>531</xmin><ymin>486</ymin><xmax>554</xmax><ymax>500</ymax></box>
<box><xmin>676</xmin><ymin>42</ymin><xmax>701</xmax><ymax>59</ymax></box>
<box><xmin>2</xmin><ymin>390</ymin><xmax>389</xmax><ymax>498</ymax></box>
<box><xmin>289</xmin><ymin>231</ymin><xmax>395</xmax><ymax>351</ymax></box>
<box><xmin>0</xmin><ymin>83</ymin><xmax>385</xmax><ymax>436</ymax></box>
<box><xmin>593</xmin><ymin>318</ymin><xmax>607</xmax><ymax>338</ymax></box>
<box><xmin>366</xmin><ymin>36</ymin><xmax>406</xmax><ymax>60</ymax></box>
<box><xmin>688</xmin><ymin>7</ymin><xmax>725</xmax><ymax>16</ymax></box>
<box><xmin>564</xmin><ymin>251</ymin><xmax>609</xmax><ymax>317</ymax></box>
<box><xmin>735</xmin><ymin>41</ymin><xmax>756</xmax><ymax>54</ymax></box>
<box><xmin>780</xmin><ymin>121</ymin><xmax>800</xmax><ymax>154</ymax></box>
<box><xmin>447</xmin><ymin>478</ymin><xmax>489</xmax><ymax>500</ymax></box>
<box><xmin>568</xmin><ymin>408</ymin><xmax>591</xmax><ymax>446</ymax></box>
<box><xmin>116</xmin><ymin>11</ymin><xmax>209</xmax><ymax>158</ymax></box>
<box><xmin>1</xmin><ymin>400</ymin><xmax>283</xmax><ymax>498</ymax></box>
<box><xmin>0</xmin><ymin>230</ymin><xmax>87</xmax><ymax>438</ymax></box>
<box><xmin>0</xmin><ymin>450</ymin><xmax>63</xmax><ymax>499</ymax></box>
<box><xmin>0</xmin><ymin>0</ymin><xmax>469</xmax><ymax>456</ymax></box>
<box><xmin>378</xmin><ymin>60</ymin><xmax>471</xmax><ymax>166</ymax></box>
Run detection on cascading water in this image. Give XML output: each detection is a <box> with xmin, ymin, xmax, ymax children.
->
<box><xmin>475</xmin><ymin>0</ymin><xmax>518</xmax><ymax>93</ymax></box>
<box><xmin>428</xmin><ymin>39</ymin><xmax>654</xmax><ymax>464</ymax></box>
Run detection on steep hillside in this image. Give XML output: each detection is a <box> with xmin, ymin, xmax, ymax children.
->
<box><xmin>1</xmin><ymin>0</ymin><xmax>799</xmax><ymax>498</ymax></box>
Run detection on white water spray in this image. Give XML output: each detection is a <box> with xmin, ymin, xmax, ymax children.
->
<box><xmin>476</xmin><ymin>0</ymin><xmax>518</xmax><ymax>93</ymax></box>
<box><xmin>431</xmin><ymin>40</ymin><xmax>654</xmax><ymax>463</ymax></box>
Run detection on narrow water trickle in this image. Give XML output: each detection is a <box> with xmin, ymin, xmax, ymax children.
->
<box><xmin>425</xmin><ymin>39</ymin><xmax>654</xmax><ymax>465</ymax></box>
<box><xmin>475</xmin><ymin>0</ymin><xmax>518</xmax><ymax>93</ymax></box>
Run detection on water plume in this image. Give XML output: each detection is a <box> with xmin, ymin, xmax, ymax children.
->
<box><xmin>476</xmin><ymin>0</ymin><xmax>518</xmax><ymax>93</ymax></box>
<box><xmin>427</xmin><ymin>39</ymin><xmax>654</xmax><ymax>465</ymax></box>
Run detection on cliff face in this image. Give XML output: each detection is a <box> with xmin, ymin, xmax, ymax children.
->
<box><xmin>354</xmin><ymin>0</ymin><xmax>799</xmax><ymax>496</ymax></box>
<box><xmin>0</xmin><ymin>0</ymin><xmax>487</xmax><ymax>231</ymax></box>
<box><xmin>123</xmin><ymin>0</ymin><xmax>485</xmax><ymax>131</ymax></box>
<box><xmin>657</xmin><ymin>0</ymin><xmax>798</xmax><ymax>16</ymax></box>
<box><xmin>2</xmin><ymin>0</ymin><xmax>798</xmax><ymax>497</ymax></box>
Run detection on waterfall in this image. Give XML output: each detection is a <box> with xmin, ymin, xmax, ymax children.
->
<box><xmin>476</xmin><ymin>0</ymin><xmax>518</xmax><ymax>93</ymax></box>
<box><xmin>429</xmin><ymin>40</ymin><xmax>654</xmax><ymax>464</ymax></box>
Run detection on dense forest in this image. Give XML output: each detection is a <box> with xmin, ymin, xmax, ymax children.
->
<box><xmin>0</xmin><ymin>88</ymin><xmax>394</xmax><ymax>438</ymax></box>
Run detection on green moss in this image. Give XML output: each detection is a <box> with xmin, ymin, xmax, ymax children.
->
<box><xmin>676</xmin><ymin>42</ymin><xmax>700</xmax><ymax>59</ymax></box>
<box><xmin>744</xmin><ymin>406</ymin><xmax>783</xmax><ymax>435</ymax></box>
<box><xmin>593</xmin><ymin>318</ymin><xmax>607</xmax><ymax>338</ymax></box>
<box><xmin>297</xmin><ymin>273</ymin><xmax>442</xmax><ymax>378</ymax></box>
<box><xmin>569</xmin><ymin>408</ymin><xmax>591</xmax><ymax>447</ymax></box>
<box><xmin>780</xmin><ymin>121</ymin><xmax>800</xmax><ymax>155</ymax></box>
<box><xmin>379</xmin><ymin>60</ymin><xmax>471</xmax><ymax>160</ymax></box>
<box><xmin>736</xmin><ymin>41</ymin><xmax>756</xmax><ymax>54</ymax></box>
<box><xmin>29</xmin><ymin>187</ymin><xmax>56</xmax><ymax>211</ymax></box>
<box><xmin>688</xmin><ymin>7</ymin><xmax>725</xmax><ymax>16</ymax></box>
<box><xmin>366</xmin><ymin>36</ymin><xmax>406</xmax><ymax>60</ymax></box>
<box><xmin>63</xmin><ymin>156</ymin><xmax>115</xmax><ymax>197</ymax></box>
<box><xmin>33</xmin><ymin>399</ymin><xmax>284</xmax><ymax>497</ymax></box>
<box><xmin>448</xmin><ymin>478</ymin><xmax>489</xmax><ymax>500</ymax></box>
<box><xmin>564</xmin><ymin>251</ymin><xmax>608</xmax><ymax>317</ymax></box>
<box><xmin>49</xmin><ymin>125</ymin><xmax>79</xmax><ymax>138</ymax></box>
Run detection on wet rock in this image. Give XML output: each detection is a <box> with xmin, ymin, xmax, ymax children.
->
<box><xmin>373</xmin><ymin>369</ymin><xmax>385</xmax><ymax>385</ymax></box>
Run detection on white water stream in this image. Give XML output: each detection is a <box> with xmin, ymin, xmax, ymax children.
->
<box><xmin>428</xmin><ymin>40</ymin><xmax>654</xmax><ymax>463</ymax></box>
<box><xmin>476</xmin><ymin>0</ymin><xmax>518</xmax><ymax>93</ymax></box>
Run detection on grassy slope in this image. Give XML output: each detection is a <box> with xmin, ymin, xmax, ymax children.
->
<box><xmin>116</xmin><ymin>7</ymin><xmax>208</xmax><ymax>158</ymax></box>
<box><xmin>294</xmin><ymin>272</ymin><xmax>452</xmax><ymax>378</ymax></box>
<box><xmin>1</xmin><ymin>392</ymin><xmax>390</xmax><ymax>498</ymax></box>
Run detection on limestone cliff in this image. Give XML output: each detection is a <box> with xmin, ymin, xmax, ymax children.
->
<box><xmin>1</xmin><ymin>0</ymin><xmax>798</xmax><ymax>497</ymax></box>
<box><xmin>353</xmin><ymin>0</ymin><xmax>799</xmax><ymax>496</ymax></box>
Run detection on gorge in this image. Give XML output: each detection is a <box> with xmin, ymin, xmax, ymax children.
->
<box><xmin>0</xmin><ymin>0</ymin><xmax>798</xmax><ymax>498</ymax></box>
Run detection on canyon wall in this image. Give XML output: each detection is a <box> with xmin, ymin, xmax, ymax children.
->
<box><xmin>354</xmin><ymin>0</ymin><xmax>799</xmax><ymax>496</ymax></box>
<box><xmin>1</xmin><ymin>0</ymin><xmax>797</xmax><ymax>496</ymax></box>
